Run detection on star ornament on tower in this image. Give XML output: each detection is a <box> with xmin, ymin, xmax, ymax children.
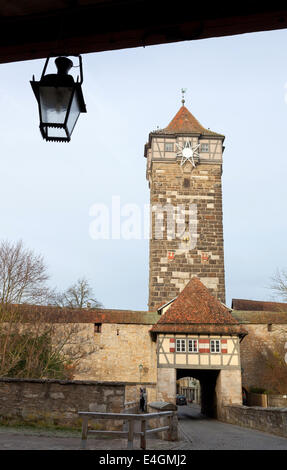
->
<box><xmin>176</xmin><ymin>140</ymin><xmax>200</xmax><ymax>167</ymax></box>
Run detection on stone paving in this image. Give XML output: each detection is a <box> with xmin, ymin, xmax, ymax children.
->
<box><xmin>177</xmin><ymin>404</ymin><xmax>287</xmax><ymax>450</ymax></box>
<box><xmin>1</xmin><ymin>404</ymin><xmax>287</xmax><ymax>450</ymax></box>
<box><xmin>0</xmin><ymin>425</ymin><xmax>188</xmax><ymax>450</ymax></box>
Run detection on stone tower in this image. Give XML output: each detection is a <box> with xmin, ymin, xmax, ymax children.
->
<box><xmin>144</xmin><ymin>103</ymin><xmax>226</xmax><ymax>310</ymax></box>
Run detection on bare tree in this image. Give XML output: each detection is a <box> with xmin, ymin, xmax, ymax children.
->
<box><xmin>0</xmin><ymin>304</ymin><xmax>97</xmax><ymax>379</ymax></box>
<box><xmin>0</xmin><ymin>241</ymin><xmax>99</xmax><ymax>379</ymax></box>
<box><xmin>251</xmin><ymin>336</ymin><xmax>287</xmax><ymax>394</ymax></box>
<box><xmin>0</xmin><ymin>239</ymin><xmax>51</xmax><ymax>305</ymax></box>
<box><xmin>53</xmin><ymin>277</ymin><xmax>103</xmax><ymax>309</ymax></box>
<box><xmin>270</xmin><ymin>268</ymin><xmax>287</xmax><ymax>302</ymax></box>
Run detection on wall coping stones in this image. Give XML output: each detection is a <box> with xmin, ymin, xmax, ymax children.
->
<box><xmin>0</xmin><ymin>378</ymin><xmax>126</xmax><ymax>386</ymax></box>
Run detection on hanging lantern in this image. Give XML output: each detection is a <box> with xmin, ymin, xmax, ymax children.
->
<box><xmin>30</xmin><ymin>55</ymin><xmax>87</xmax><ymax>142</ymax></box>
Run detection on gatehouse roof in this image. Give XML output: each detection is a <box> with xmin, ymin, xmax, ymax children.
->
<box><xmin>150</xmin><ymin>277</ymin><xmax>247</xmax><ymax>337</ymax></box>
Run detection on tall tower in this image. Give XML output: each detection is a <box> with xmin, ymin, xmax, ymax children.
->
<box><xmin>144</xmin><ymin>101</ymin><xmax>226</xmax><ymax>310</ymax></box>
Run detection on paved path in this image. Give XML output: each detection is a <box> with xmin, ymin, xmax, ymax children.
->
<box><xmin>0</xmin><ymin>405</ymin><xmax>287</xmax><ymax>450</ymax></box>
<box><xmin>177</xmin><ymin>404</ymin><xmax>287</xmax><ymax>450</ymax></box>
<box><xmin>0</xmin><ymin>426</ymin><xmax>184</xmax><ymax>450</ymax></box>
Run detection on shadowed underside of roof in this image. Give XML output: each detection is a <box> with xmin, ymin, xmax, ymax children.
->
<box><xmin>2</xmin><ymin>4</ymin><xmax>287</xmax><ymax>64</ymax></box>
<box><xmin>150</xmin><ymin>323</ymin><xmax>247</xmax><ymax>337</ymax></box>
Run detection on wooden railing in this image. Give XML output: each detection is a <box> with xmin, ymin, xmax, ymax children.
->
<box><xmin>78</xmin><ymin>411</ymin><xmax>174</xmax><ymax>450</ymax></box>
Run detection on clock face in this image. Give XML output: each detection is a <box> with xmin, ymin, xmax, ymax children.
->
<box><xmin>176</xmin><ymin>140</ymin><xmax>200</xmax><ymax>167</ymax></box>
<box><xmin>182</xmin><ymin>147</ymin><xmax>193</xmax><ymax>159</ymax></box>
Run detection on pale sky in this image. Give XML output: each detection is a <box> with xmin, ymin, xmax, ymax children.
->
<box><xmin>1</xmin><ymin>29</ymin><xmax>287</xmax><ymax>310</ymax></box>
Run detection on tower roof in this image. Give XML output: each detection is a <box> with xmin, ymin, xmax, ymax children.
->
<box><xmin>144</xmin><ymin>104</ymin><xmax>224</xmax><ymax>158</ymax></box>
<box><xmin>150</xmin><ymin>277</ymin><xmax>247</xmax><ymax>337</ymax></box>
<box><xmin>154</xmin><ymin>105</ymin><xmax>224</xmax><ymax>138</ymax></box>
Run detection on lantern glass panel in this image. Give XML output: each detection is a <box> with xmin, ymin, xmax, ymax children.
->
<box><xmin>39</xmin><ymin>86</ymin><xmax>73</xmax><ymax>124</ymax></box>
<box><xmin>45</xmin><ymin>127</ymin><xmax>67</xmax><ymax>139</ymax></box>
<box><xmin>66</xmin><ymin>91</ymin><xmax>81</xmax><ymax>136</ymax></box>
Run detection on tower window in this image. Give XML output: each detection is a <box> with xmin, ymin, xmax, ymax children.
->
<box><xmin>183</xmin><ymin>178</ymin><xmax>190</xmax><ymax>188</ymax></box>
<box><xmin>201</xmin><ymin>143</ymin><xmax>209</xmax><ymax>153</ymax></box>
<box><xmin>165</xmin><ymin>142</ymin><xmax>174</xmax><ymax>152</ymax></box>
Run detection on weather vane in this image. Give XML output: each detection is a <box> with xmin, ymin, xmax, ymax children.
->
<box><xmin>181</xmin><ymin>88</ymin><xmax>187</xmax><ymax>105</ymax></box>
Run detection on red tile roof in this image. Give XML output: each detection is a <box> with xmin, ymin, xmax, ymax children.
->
<box><xmin>150</xmin><ymin>277</ymin><xmax>247</xmax><ymax>337</ymax></box>
<box><xmin>232</xmin><ymin>310</ymin><xmax>287</xmax><ymax>324</ymax></box>
<box><xmin>156</xmin><ymin>105</ymin><xmax>224</xmax><ymax>137</ymax></box>
<box><xmin>232</xmin><ymin>298</ymin><xmax>287</xmax><ymax>312</ymax></box>
<box><xmin>144</xmin><ymin>105</ymin><xmax>224</xmax><ymax>158</ymax></box>
<box><xmin>0</xmin><ymin>303</ymin><xmax>159</xmax><ymax>325</ymax></box>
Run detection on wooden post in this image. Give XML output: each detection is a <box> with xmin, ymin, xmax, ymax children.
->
<box><xmin>140</xmin><ymin>419</ymin><xmax>146</xmax><ymax>450</ymax></box>
<box><xmin>81</xmin><ymin>416</ymin><xmax>89</xmax><ymax>449</ymax></box>
<box><xmin>127</xmin><ymin>419</ymin><xmax>134</xmax><ymax>449</ymax></box>
<box><xmin>167</xmin><ymin>414</ymin><xmax>172</xmax><ymax>441</ymax></box>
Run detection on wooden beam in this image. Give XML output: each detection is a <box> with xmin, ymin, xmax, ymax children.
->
<box><xmin>0</xmin><ymin>4</ymin><xmax>287</xmax><ymax>64</ymax></box>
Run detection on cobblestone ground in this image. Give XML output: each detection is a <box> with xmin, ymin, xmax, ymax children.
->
<box><xmin>177</xmin><ymin>404</ymin><xmax>287</xmax><ymax>450</ymax></box>
<box><xmin>0</xmin><ymin>404</ymin><xmax>287</xmax><ymax>450</ymax></box>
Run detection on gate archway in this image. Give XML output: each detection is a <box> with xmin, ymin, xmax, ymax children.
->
<box><xmin>177</xmin><ymin>369</ymin><xmax>219</xmax><ymax>418</ymax></box>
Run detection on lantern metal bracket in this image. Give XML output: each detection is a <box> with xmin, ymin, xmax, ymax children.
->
<box><xmin>40</xmin><ymin>55</ymin><xmax>84</xmax><ymax>84</ymax></box>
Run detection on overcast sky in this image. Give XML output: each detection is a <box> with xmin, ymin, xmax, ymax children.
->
<box><xmin>0</xmin><ymin>29</ymin><xmax>287</xmax><ymax>310</ymax></box>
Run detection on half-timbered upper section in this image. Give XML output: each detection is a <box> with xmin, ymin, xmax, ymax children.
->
<box><xmin>150</xmin><ymin>277</ymin><xmax>247</xmax><ymax>370</ymax></box>
<box><xmin>144</xmin><ymin>105</ymin><xmax>225</xmax><ymax>183</ymax></box>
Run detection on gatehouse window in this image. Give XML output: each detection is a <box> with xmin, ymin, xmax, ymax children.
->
<box><xmin>176</xmin><ymin>339</ymin><xmax>186</xmax><ymax>352</ymax></box>
<box><xmin>210</xmin><ymin>339</ymin><xmax>221</xmax><ymax>353</ymax></box>
<box><xmin>188</xmin><ymin>339</ymin><xmax>198</xmax><ymax>353</ymax></box>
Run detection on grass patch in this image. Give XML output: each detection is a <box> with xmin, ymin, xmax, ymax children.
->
<box><xmin>0</xmin><ymin>418</ymin><xmax>82</xmax><ymax>437</ymax></box>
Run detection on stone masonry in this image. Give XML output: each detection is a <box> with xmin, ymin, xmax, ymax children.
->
<box><xmin>145</xmin><ymin>105</ymin><xmax>226</xmax><ymax>310</ymax></box>
<box><xmin>148</xmin><ymin>160</ymin><xmax>225</xmax><ymax>309</ymax></box>
<box><xmin>0</xmin><ymin>378</ymin><xmax>125</xmax><ymax>430</ymax></box>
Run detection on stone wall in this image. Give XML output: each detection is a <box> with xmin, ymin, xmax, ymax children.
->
<box><xmin>156</xmin><ymin>368</ymin><xmax>177</xmax><ymax>403</ymax></box>
<box><xmin>148</xmin><ymin>161</ymin><xmax>225</xmax><ymax>309</ymax></box>
<box><xmin>268</xmin><ymin>395</ymin><xmax>287</xmax><ymax>408</ymax></box>
<box><xmin>215</xmin><ymin>369</ymin><xmax>242</xmax><ymax>418</ymax></box>
<box><xmin>147</xmin><ymin>402</ymin><xmax>178</xmax><ymax>441</ymax></box>
<box><xmin>247</xmin><ymin>393</ymin><xmax>287</xmax><ymax>408</ymax></box>
<box><xmin>0</xmin><ymin>378</ymin><xmax>125</xmax><ymax>430</ymax></box>
<box><xmin>125</xmin><ymin>382</ymin><xmax>157</xmax><ymax>405</ymax></box>
<box><xmin>74</xmin><ymin>323</ymin><xmax>158</xmax><ymax>384</ymax></box>
<box><xmin>220</xmin><ymin>404</ymin><xmax>287</xmax><ymax>438</ymax></box>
